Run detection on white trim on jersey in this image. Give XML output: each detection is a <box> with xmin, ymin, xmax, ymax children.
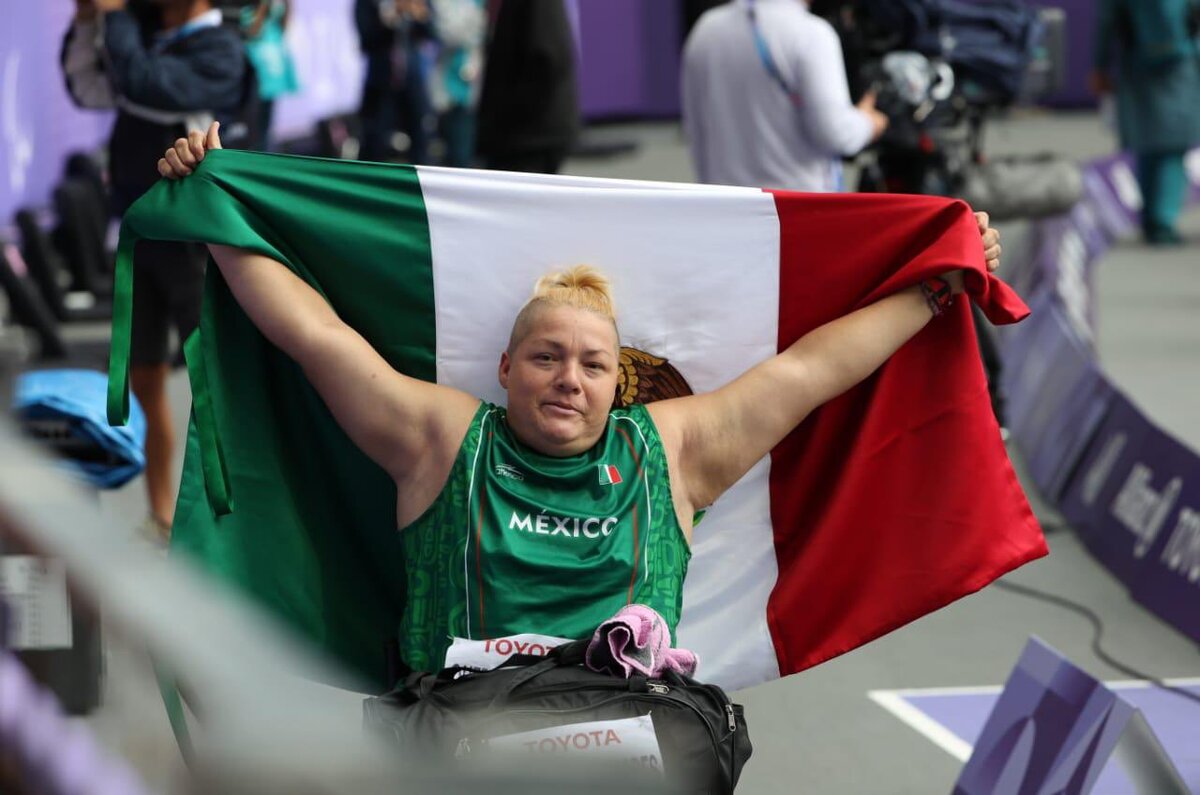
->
<box><xmin>462</xmin><ymin>407</ymin><xmax>498</xmax><ymax>639</ymax></box>
<box><xmin>614</xmin><ymin>414</ymin><xmax>656</xmax><ymax>588</ymax></box>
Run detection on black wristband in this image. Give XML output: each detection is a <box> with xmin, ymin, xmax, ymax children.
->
<box><xmin>920</xmin><ymin>277</ymin><xmax>954</xmax><ymax>317</ymax></box>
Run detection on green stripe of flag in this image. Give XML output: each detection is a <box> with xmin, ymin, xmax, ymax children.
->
<box><xmin>112</xmin><ymin>151</ymin><xmax>436</xmax><ymax>686</ymax></box>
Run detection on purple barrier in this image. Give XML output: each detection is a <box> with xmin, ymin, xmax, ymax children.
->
<box><xmin>1001</xmin><ymin>149</ymin><xmax>1200</xmax><ymax>644</ymax></box>
<box><xmin>1127</xmin><ymin>448</ymin><xmax>1200</xmax><ymax>643</ymax></box>
<box><xmin>1001</xmin><ymin>296</ymin><xmax>1111</xmax><ymax>501</ymax></box>
<box><xmin>894</xmin><ymin>681</ymin><xmax>1200</xmax><ymax>793</ymax></box>
<box><xmin>954</xmin><ymin>637</ymin><xmax>1135</xmax><ymax>795</ymax></box>
<box><xmin>578</xmin><ymin>0</ymin><xmax>682</xmax><ymax>119</ymax></box>
<box><xmin>1081</xmin><ymin>155</ymin><xmax>1141</xmax><ymax>241</ymax></box>
<box><xmin>951</xmin><ymin>637</ymin><xmax>1189</xmax><ymax>794</ymax></box>
<box><xmin>1057</xmin><ymin>393</ymin><xmax>1168</xmax><ymax>589</ymax></box>
<box><xmin>1056</xmin><ymin>386</ymin><xmax>1200</xmax><ymax>643</ymax></box>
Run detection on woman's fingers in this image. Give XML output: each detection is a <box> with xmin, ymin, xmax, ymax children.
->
<box><xmin>977</xmin><ymin>217</ymin><xmax>1001</xmax><ymax>272</ymax></box>
<box><xmin>173</xmin><ymin>137</ymin><xmax>197</xmax><ymax>169</ymax></box>
<box><xmin>206</xmin><ymin>120</ymin><xmax>222</xmax><ymax>150</ymax></box>
<box><xmin>985</xmin><ymin>243</ymin><xmax>1002</xmax><ymax>272</ymax></box>
<box><xmin>163</xmin><ymin>147</ymin><xmax>192</xmax><ymax>177</ymax></box>
<box><xmin>187</xmin><ymin>129</ymin><xmax>207</xmax><ymax>162</ymax></box>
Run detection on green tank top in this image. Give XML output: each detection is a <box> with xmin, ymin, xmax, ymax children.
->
<box><xmin>399</xmin><ymin>402</ymin><xmax>691</xmax><ymax>671</ymax></box>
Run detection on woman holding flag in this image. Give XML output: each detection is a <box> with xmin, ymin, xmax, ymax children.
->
<box><xmin>155</xmin><ymin>122</ymin><xmax>1008</xmax><ymax>677</ymax></box>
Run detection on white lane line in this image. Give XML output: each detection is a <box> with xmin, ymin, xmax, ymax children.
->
<box><xmin>868</xmin><ymin>677</ymin><xmax>1200</xmax><ymax>763</ymax></box>
<box><xmin>867</xmin><ymin>690</ymin><xmax>974</xmax><ymax>763</ymax></box>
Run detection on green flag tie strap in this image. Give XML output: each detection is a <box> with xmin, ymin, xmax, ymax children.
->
<box><xmin>183</xmin><ymin>330</ymin><xmax>234</xmax><ymax>516</ymax></box>
<box><xmin>153</xmin><ymin>659</ymin><xmax>194</xmax><ymax>766</ymax></box>
<box><xmin>106</xmin><ymin>229</ymin><xmax>138</xmax><ymax>426</ymax></box>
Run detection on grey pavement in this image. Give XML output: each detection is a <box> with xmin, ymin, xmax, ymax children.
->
<box><xmin>33</xmin><ymin>109</ymin><xmax>1200</xmax><ymax>792</ymax></box>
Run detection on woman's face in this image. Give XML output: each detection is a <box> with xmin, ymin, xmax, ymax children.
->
<box><xmin>499</xmin><ymin>305</ymin><xmax>620</xmax><ymax>457</ymax></box>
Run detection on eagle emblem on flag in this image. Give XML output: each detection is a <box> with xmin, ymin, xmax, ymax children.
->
<box><xmin>614</xmin><ymin>347</ymin><xmax>694</xmax><ymax>407</ymax></box>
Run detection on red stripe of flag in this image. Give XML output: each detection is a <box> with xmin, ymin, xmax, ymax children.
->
<box><xmin>764</xmin><ymin>189</ymin><xmax>1044</xmax><ymax>676</ymax></box>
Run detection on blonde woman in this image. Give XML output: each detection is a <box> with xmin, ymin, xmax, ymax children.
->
<box><xmin>158</xmin><ymin>123</ymin><xmax>1002</xmax><ymax>671</ymax></box>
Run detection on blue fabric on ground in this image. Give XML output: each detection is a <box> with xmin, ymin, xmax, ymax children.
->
<box><xmin>15</xmin><ymin>369</ymin><xmax>146</xmax><ymax>489</ymax></box>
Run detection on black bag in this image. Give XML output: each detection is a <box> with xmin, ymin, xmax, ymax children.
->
<box><xmin>363</xmin><ymin>642</ymin><xmax>752</xmax><ymax>794</ymax></box>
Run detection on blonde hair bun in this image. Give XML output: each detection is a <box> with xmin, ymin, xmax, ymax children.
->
<box><xmin>530</xmin><ymin>265</ymin><xmax>616</xmax><ymax>321</ymax></box>
<box><xmin>506</xmin><ymin>265</ymin><xmax>619</xmax><ymax>354</ymax></box>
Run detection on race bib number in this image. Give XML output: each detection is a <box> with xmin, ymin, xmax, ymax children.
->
<box><xmin>484</xmin><ymin>715</ymin><xmax>663</xmax><ymax>773</ymax></box>
<box><xmin>444</xmin><ymin>633</ymin><xmax>571</xmax><ymax>670</ymax></box>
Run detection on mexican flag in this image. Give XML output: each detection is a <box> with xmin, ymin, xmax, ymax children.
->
<box><xmin>108</xmin><ymin>151</ymin><xmax>1044</xmax><ymax>692</ymax></box>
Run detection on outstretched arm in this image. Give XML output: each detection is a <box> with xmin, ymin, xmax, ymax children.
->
<box><xmin>650</xmin><ymin>279</ymin><xmax>955</xmax><ymax>515</ymax></box>
<box><xmin>650</xmin><ymin>211</ymin><xmax>999</xmax><ymax>526</ymax></box>
<box><xmin>159</xmin><ymin>124</ymin><xmax>479</xmax><ymax>481</ymax></box>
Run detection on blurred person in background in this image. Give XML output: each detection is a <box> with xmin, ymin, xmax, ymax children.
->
<box><xmin>355</xmin><ymin>0</ymin><xmax>435</xmax><ymax>164</ymax></box>
<box><xmin>476</xmin><ymin>0</ymin><xmax>579</xmax><ymax>173</ymax></box>
<box><xmin>1092</xmin><ymin>0</ymin><xmax>1200</xmax><ymax>246</ymax></box>
<box><xmin>682</xmin><ymin>0</ymin><xmax>888</xmax><ymax>191</ymax></box>
<box><xmin>241</xmin><ymin>0</ymin><xmax>299</xmax><ymax>151</ymax></box>
<box><xmin>427</xmin><ymin>0</ymin><xmax>487</xmax><ymax>167</ymax></box>
<box><xmin>61</xmin><ymin>0</ymin><xmax>250</xmax><ymax>542</ymax></box>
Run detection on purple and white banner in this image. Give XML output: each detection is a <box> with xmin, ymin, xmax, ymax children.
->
<box><xmin>1001</xmin><ymin>295</ymin><xmax>1111</xmax><ymax>502</ymax></box>
<box><xmin>1003</xmin><ymin>152</ymin><xmax>1200</xmax><ymax>644</ymax></box>
<box><xmin>1057</xmin><ymin>392</ymin><xmax>1177</xmax><ymax>590</ymax></box>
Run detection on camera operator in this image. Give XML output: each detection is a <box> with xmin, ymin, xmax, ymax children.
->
<box><xmin>61</xmin><ymin>0</ymin><xmax>250</xmax><ymax>544</ymax></box>
<box><xmin>682</xmin><ymin>0</ymin><xmax>888</xmax><ymax>192</ymax></box>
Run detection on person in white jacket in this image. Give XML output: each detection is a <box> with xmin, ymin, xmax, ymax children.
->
<box><xmin>682</xmin><ymin>0</ymin><xmax>888</xmax><ymax>192</ymax></box>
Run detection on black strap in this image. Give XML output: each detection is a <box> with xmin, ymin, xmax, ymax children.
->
<box><xmin>393</xmin><ymin>640</ymin><xmax>591</xmax><ymax>707</ymax></box>
<box><xmin>488</xmin><ymin>656</ymin><xmax>562</xmax><ymax>709</ymax></box>
<box><xmin>486</xmin><ymin>640</ymin><xmax>589</xmax><ymax>708</ymax></box>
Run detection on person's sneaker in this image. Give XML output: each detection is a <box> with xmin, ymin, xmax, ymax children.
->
<box><xmin>135</xmin><ymin>515</ymin><xmax>171</xmax><ymax>551</ymax></box>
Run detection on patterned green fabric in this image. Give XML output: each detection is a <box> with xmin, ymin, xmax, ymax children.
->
<box><xmin>111</xmin><ymin>151</ymin><xmax>435</xmax><ymax>689</ymax></box>
<box><xmin>400</xmin><ymin>402</ymin><xmax>691</xmax><ymax>672</ymax></box>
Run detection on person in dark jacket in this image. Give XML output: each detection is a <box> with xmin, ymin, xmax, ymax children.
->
<box><xmin>355</xmin><ymin>0</ymin><xmax>435</xmax><ymax>164</ymax></box>
<box><xmin>62</xmin><ymin>0</ymin><xmax>250</xmax><ymax>542</ymax></box>
<box><xmin>476</xmin><ymin>0</ymin><xmax>579</xmax><ymax>173</ymax></box>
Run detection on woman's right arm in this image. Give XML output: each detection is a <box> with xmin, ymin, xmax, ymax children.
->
<box><xmin>159</xmin><ymin>124</ymin><xmax>480</xmax><ymax>481</ymax></box>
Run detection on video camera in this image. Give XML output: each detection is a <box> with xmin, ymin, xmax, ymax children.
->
<box><xmin>815</xmin><ymin>0</ymin><xmax>1075</xmax><ymax>218</ymax></box>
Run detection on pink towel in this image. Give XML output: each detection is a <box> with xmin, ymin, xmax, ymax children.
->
<box><xmin>585</xmin><ymin>604</ymin><xmax>698</xmax><ymax>679</ymax></box>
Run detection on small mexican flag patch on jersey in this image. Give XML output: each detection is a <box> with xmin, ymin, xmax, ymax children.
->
<box><xmin>598</xmin><ymin>464</ymin><xmax>623</xmax><ymax>486</ymax></box>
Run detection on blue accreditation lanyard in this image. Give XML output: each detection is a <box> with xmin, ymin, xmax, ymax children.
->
<box><xmin>151</xmin><ymin>12</ymin><xmax>221</xmax><ymax>55</ymax></box>
<box><xmin>747</xmin><ymin>0</ymin><xmax>803</xmax><ymax>107</ymax></box>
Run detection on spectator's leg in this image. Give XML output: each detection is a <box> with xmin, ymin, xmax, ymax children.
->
<box><xmin>402</xmin><ymin>42</ymin><xmax>432</xmax><ymax>165</ymax></box>
<box><xmin>359</xmin><ymin>54</ymin><xmax>394</xmax><ymax>162</ymax></box>
<box><xmin>128</xmin><ymin>241</ymin><xmax>205</xmax><ymax>539</ymax></box>
<box><xmin>130</xmin><ymin>244</ymin><xmax>172</xmax><ymax>534</ymax></box>
<box><xmin>258</xmin><ymin>99</ymin><xmax>275</xmax><ymax>152</ymax></box>
<box><xmin>130</xmin><ymin>363</ymin><xmax>175</xmax><ymax>533</ymax></box>
<box><xmin>1137</xmin><ymin>152</ymin><xmax>1185</xmax><ymax>245</ymax></box>
<box><xmin>441</xmin><ymin>106</ymin><xmax>476</xmax><ymax>168</ymax></box>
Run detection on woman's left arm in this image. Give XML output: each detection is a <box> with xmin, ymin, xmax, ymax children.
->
<box><xmin>650</xmin><ymin>213</ymin><xmax>1000</xmax><ymax>516</ymax></box>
